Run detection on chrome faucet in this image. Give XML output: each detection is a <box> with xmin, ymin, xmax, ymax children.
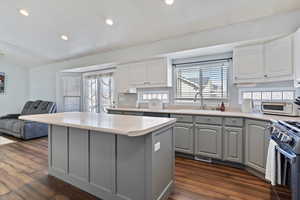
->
<box><xmin>194</xmin><ymin>91</ymin><xmax>205</xmax><ymax>110</ymax></box>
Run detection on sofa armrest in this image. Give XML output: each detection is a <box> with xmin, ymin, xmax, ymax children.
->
<box><xmin>0</xmin><ymin>114</ymin><xmax>21</xmax><ymax>119</ymax></box>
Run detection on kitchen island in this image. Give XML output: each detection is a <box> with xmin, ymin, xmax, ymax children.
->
<box><xmin>20</xmin><ymin>112</ymin><xmax>176</xmax><ymax>200</ymax></box>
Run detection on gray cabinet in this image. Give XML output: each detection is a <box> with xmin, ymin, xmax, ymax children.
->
<box><xmin>245</xmin><ymin>120</ymin><xmax>270</xmax><ymax>173</ymax></box>
<box><xmin>174</xmin><ymin>123</ymin><xmax>194</xmax><ymax>154</ymax></box>
<box><xmin>223</xmin><ymin>127</ymin><xmax>243</xmax><ymax>163</ymax></box>
<box><xmin>195</xmin><ymin>125</ymin><xmax>222</xmax><ymax>159</ymax></box>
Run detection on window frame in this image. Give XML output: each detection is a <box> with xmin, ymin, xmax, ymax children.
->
<box><xmin>172</xmin><ymin>59</ymin><xmax>230</xmax><ymax>103</ymax></box>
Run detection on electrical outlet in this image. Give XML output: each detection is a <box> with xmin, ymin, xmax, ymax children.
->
<box><xmin>154</xmin><ymin>142</ymin><xmax>160</xmax><ymax>152</ymax></box>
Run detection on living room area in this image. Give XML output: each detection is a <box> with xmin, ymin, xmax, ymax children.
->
<box><xmin>3</xmin><ymin>1</ymin><xmax>300</xmax><ymax>200</ymax></box>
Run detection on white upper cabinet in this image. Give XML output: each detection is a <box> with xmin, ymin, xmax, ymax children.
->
<box><xmin>265</xmin><ymin>35</ymin><xmax>293</xmax><ymax>80</ymax></box>
<box><xmin>145</xmin><ymin>58</ymin><xmax>170</xmax><ymax>87</ymax></box>
<box><xmin>233</xmin><ymin>35</ymin><xmax>294</xmax><ymax>84</ymax></box>
<box><xmin>294</xmin><ymin>29</ymin><xmax>300</xmax><ymax>88</ymax></box>
<box><xmin>233</xmin><ymin>44</ymin><xmax>265</xmax><ymax>83</ymax></box>
<box><xmin>115</xmin><ymin>58</ymin><xmax>172</xmax><ymax>93</ymax></box>
<box><xmin>115</xmin><ymin>63</ymin><xmax>131</xmax><ymax>93</ymax></box>
<box><xmin>129</xmin><ymin>62</ymin><xmax>147</xmax><ymax>86</ymax></box>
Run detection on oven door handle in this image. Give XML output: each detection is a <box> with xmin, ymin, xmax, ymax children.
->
<box><xmin>275</xmin><ymin>146</ymin><xmax>296</xmax><ymax>164</ymax></box>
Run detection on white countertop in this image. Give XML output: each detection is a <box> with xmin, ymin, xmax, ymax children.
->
<box><xmin>107</xmin><ymin>107</ymin><xmax>300</xmax><ymax>122</ymax></box>
<box><xmin>19</xmin><ymin>112</ymin><xmax>176</xmax><ymax>137</ymax></box>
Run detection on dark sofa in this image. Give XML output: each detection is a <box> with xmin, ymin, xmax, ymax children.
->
<box><xmin>0</xmin><ymin>100</ymin><xmax>57</xmax><ymax>140</ymax></box>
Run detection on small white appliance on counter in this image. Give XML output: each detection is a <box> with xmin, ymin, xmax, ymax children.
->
<box><xmin>261</xmin><ymin>101</ymin><xmax>299</xmax><ymax>116</ymax></box>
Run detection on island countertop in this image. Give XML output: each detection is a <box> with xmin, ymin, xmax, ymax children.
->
<box><xmin>19</xmin><ymin>112</ymin><xmax>176</xmax><ymax>137</ymax></box>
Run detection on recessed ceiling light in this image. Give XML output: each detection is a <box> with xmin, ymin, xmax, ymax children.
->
<box><xmin>19</xmin><ymin>9</ymin><xmax>29</xmax><ymax>16</ymax></box>
<box><xmin>61</xmin><ymin>35</ymin><xmax>69</xmax><ymax>41</ymax></box>
<box><xmin>105</xmin><ymin>18</ymin><xmax>114</xmax><ymax>26</ymax></box>
<box><xmin>164</xmin><ymin>0</ymin><xmax>174</xmax><ymax>5</ymax></box>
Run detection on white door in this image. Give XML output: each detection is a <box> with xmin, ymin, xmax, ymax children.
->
<box><xmin>265</xmin><ymin>35</ymin><xmax>293</xmax><ymax>79</ymax></box>
<box><xmin>129</xmin><ymin>62</ymin><xmax>147</xmax><ymax>87</ymax></box>
<box><xmin>233</xmin><ymin>44</ymin><xmax>264</xmax><ymax>83</ymax></box>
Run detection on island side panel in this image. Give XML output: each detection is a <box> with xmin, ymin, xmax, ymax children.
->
<box><xmin>116</xmin><ymin>135</ymin><xmax>146</xmax><ymax>200</ymax></box>
<box><xmin>151</xmin><ymin>127</ymin><xmax>174</xmax><ymax>200</ymax></box>
<box><xmin>89</xmin><ymin>131</ymin><xmax>115</xmax><ymax>195</ymax></box>
<box><xmin>68</xmin><ymin>128</ymin><xmax>89</xmax><ymax>182</ymax></box>
<box><xmin>116</xmin><ymin>125</ymin><xmax>175</xmax><ymax>200</ymax></box>
<box><xmin>49</xmin><ymin>125</ymin><xmax>68</xmax><ymax>174</ymax></box>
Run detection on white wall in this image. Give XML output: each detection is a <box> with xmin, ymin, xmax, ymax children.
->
<box><xmin>29</xmin><ymin>10</ymin><xmax>300</xmax><ymax>104</ymax></box>
<box><xmin>0</xmin><ymin>62</ymin><xmax>29</xmax><ymax>116</ymax></box>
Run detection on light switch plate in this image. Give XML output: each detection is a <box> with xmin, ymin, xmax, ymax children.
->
<box><xmin>154</xmin><ymin>142</ymin><xmax>161</xmax><ymax>152</ymax></box>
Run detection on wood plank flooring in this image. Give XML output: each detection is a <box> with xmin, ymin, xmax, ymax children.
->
<box><xmin>0</xmin><ymin>137</ymin><xmax>277</xmax><ymax>200</ymax></box>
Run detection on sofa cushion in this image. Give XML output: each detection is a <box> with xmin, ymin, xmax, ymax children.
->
<box><xmin>0</xmin><ymin>119</ymin><xmax>23</xmax><ymax>133</ymax></box>
<box><xmin>21</xmin><ymin>100</ymin><xmax>56</xmax><ymax>115</ymax></box>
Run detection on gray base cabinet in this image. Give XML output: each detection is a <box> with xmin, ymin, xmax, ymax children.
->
<box><xmin>223</xmin><ymin>127</ymin><xmax>243</xmax><ymax>163</ymax></box>
<box><xmin>174</xmin><ymin>123</ymin><xmax>194</xmax><ymax>154</ymax></box>
<box><xmin>108</xmin><ymin>110</ymin><xmax>275</xmax><ymax>179</ymax></box>
<box><xmin>195</xmin><ymin>125</ymin><xmax>222</xmax><ymax>159</ymax></box>
<box><xmin>245</xmin><ymin>120</ymin><xmax>270</xmax><ymax>173</ymax></box>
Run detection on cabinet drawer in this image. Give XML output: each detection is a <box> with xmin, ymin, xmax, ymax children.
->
<box><xmin>224</xmin><ymin>118</ymin><xmax>243</xmax><ymax>127</ymax></box>
<box><xmin>170</xmin><ymin>115</ymin><xmax>193</xmax><ymax>123</ymax></box>
<box><xmin>195</xmin><ymin>116</ymin><xmax>222</xmax><ymax>125</ymax></box>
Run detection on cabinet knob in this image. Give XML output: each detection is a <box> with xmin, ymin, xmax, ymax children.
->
<box><xmin>264</xmin><ymin>74</ymin><xmax>268</xmax><ymax>78</ymax></box>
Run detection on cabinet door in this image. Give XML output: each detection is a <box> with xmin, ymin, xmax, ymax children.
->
<box><xmin>265</xmin><ymin>35</ymin><xmax>293</xmax><ymax>79</ymax></box>
<box><xmin>146</xmin><ymin>59</ymin><xmax>168</xmax><ymax>86</ymax></box>
<box><xmin>294</xmin><ymin>29</ymin><xmax>300</xmax><ymax>87</ymax></box>
<box><xmin>233</xmin><ymin>44</ymin><xmax>264</xmax><ymax>83</ymax></box>
<box><xmin>195</xmin><ymin>125</ymin><xmax>222</xmax><ymax>159</ymax></box>
<box><xmin>129</xmin><ymin>62</ymin><xmax>147</xmax><ymax>87</ymax></box>
<box><xmin>245</xmin><ymin>120</ymin><xmax>270</xmax><ymax>173</ymax></box>
<box><xmin>115</xmin><ymin>65</ymin><xmax>130</xmax><ymax>93</ymax></box>
<box><xmin>224</xmin><ymin>127</ymin><xmax>243</xmax><ymax>163</ymax></box>
<box><xmin>174</xmin><ymin>123</ymin><xmax>194</xmax><ymax>154</ymax></box>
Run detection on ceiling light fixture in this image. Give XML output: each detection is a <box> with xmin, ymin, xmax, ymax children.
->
<box><xmin>105</xmin><ymin>18</ymin><xmax>114</xmax><ymax>26</ymax></box>
<box><xmin>164</xmin><ymin>0</ymin><xmax>174</xmax><ymax>5</ymax></box>
<box><xmin>61</xmin><ymin>35</ymin><xmax>69</xmax><ymax>41</ymax></box>
<box><xmin>19</xmin><ymin>9</ymin><xmax>29</xmax><ymax>16</ymax></box>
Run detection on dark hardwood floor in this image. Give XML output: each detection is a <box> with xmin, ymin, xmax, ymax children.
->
<box><xmin>0</xmin><ymin>137</ymin><xmax>276</xmax><ymax>200</ymax></box>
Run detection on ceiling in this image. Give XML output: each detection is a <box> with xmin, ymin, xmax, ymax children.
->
<box><xmin>1</xmin><ymin>0</ymin><xmax>300</xmax><ymax>68</ymax></box>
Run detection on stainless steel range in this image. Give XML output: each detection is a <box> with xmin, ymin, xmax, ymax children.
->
<box><xmin>270</xmin><ymin>120</ymin><xmax>300</xmax><ymax>200</ymax></box>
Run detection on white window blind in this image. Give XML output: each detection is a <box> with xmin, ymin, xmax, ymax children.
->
<box><xmin>84</xmin><ymin>72</ymin><xmax>114</xmax><ymax>113</ymax></box>
<box><xmin>61</xmin><ymin>76</ymin><xmax>81</xmax><ymax>112</ymax></box>
<box><xmin>174</xmin><ymin>60</ymin><xmax>229</xmax><ymax>101</ymax></box>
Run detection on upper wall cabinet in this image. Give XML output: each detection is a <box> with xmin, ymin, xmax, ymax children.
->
<box><xmin>115</xmin><ymin>58</ymin><xmax>172</xmax><ymax>93</ymax></box>
<box><xmin>233</xmin><ymin>35</ymin><xmax>293</xmax><ymax>84</ymax></box>
<box><xmin>233</xmin><ymin>44</ymin><xmax>265</xmax><ymax>83</ymax></box>
<box><xmin>265</xmin><ymin>35</ymin><xmax>293</xmax><ymax>80</ymax></box>
<box><xmin>294</xmin><ymin>29</ymin><xmax>300</xmax><ymax>88</ymax></box>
